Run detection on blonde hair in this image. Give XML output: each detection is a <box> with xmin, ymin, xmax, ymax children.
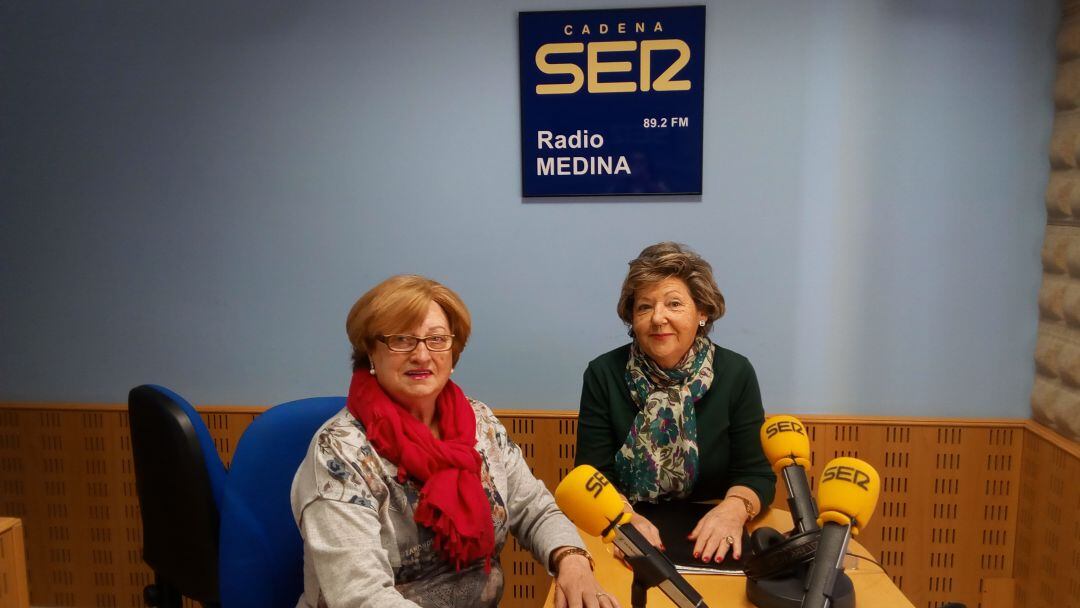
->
<box><xmin>616</xmin><ymin>242</ymin><xmax>725</xmax><ymax>336</ymax></box>
<box><xmin>345</xmin><ymin>275</ymin><xmax>471</xmax><ymax>370</ymax></box>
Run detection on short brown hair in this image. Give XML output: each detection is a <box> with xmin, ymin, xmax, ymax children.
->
<box><xmin>345</xmin><ymin>275</ymin><xmax>472</xmax><ymax>370</ymax></box>
<box><xmin>617</xmin><ymin>242</ymin><xmax>725</xmax><ymax>336</ymax></box>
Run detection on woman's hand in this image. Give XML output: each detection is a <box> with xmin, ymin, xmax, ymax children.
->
<box><xmin>688</xmin><ymin>498</ymin><xmax>749</xmax><ymax>563</ymax></box>
<box><xmin>629</xmin><ymin>511</ymin><xmax>665</xmax><ymax>551</ymax></box>
<box><xmin>611</xmin><ymin>511</ymin><xmax>664</xmax><ymax>562</ymax></box>
<box><xmin>553</xmin><ymin>555</ymin><xmax>621</xmax><ymax>608</ymax></box>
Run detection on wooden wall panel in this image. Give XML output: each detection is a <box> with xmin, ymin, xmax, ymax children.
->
<box><xmin>765</xmin><ymin>421</ymin><xmax>1022</xmax><ymax>608</ymax></box>
<box><xmin>0</xmin><ymin>518</ymin><xmax>31</xmax><ymax>608</ymax></box>
<box><xmin>499</xmin><ymin>414</ymin><xmax>579</xmax><ymax>608</ymax></box>
<box><xmin>0</xmin><ymin>404</ymin><xmax>1075</xmax><ymax>608</ymax></box>
<box><xmin>1014</xmin><ymin>425</ymin><xmax>1080</xmax><ymax>608</ymax></box>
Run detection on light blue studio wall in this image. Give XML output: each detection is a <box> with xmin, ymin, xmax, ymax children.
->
<box><xmin>0</xmin><ymin>1</ymin><xmax>1056</xmax><ymax>415</ymax></box>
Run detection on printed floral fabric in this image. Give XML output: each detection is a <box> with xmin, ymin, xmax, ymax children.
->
<box><xmin>615</xmin><ymin>337</ymin><xmax>715</xmax><ymax>502</ymax></box>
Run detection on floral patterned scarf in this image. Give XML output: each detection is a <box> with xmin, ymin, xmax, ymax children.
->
<box><xmin>615</xmin><ymin>336</ymin><xmax>715</xmax><ymax>503</ymax></box>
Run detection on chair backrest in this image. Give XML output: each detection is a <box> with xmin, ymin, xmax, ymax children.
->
<box><xmin>218</xmin><ymin>396</ymin><xmax>345</xmax><ymax>608</ymax></box>
<box><xmin>128</xmin><ymin>384</ymin><xmax>227</xmax><ymax>604</ymax></box>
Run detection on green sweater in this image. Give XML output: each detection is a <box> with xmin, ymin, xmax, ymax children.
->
<box><xmin>575</xmin><ymin>343</ymin><xmax>776</xmax><ymax>507</ymax></box>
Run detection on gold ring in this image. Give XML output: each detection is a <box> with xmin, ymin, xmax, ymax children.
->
<box><xmin>724</xmin><ymin>535</ymin><xmax>735</xmax><ymax>544</ymax></box>
<box><xmin>597</xmin><ymin>592</ymin><xmax>610</xmax><ymax>599</ymax></box>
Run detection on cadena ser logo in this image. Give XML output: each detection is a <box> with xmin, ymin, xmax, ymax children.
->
<box><xmin>822</xmin><ymin>465</ymin><xmax>871</xmax><ymax>490</ymax></box>
<box><xmin>534</xmin><ymin>38</ymin><xmax>692</xmax><ymax>95</ymax></box>
<box><xmin>765</xmin><ymin>419</ymin><xmax>806</xmax><ymax>439</ymax></box>
<box><xmin>585</xmin><ymin>470</ymin><xmax>610</xmax><ymax>498</ymax></box>
<box><xmin>519</xmin><ymin>6</ymin><xmax>705</xmax><ymax>197</ymax></box>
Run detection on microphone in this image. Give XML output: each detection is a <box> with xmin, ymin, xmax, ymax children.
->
<box><xmin>554</xmin><ymin>465</ymin><xmax>709</xmax><ymax>608</ymax></box>
<box><xmin>760</xmin><ymin>415</ymin><xmax>819</xmax><ymax>533</ymax></box>
<box><xmin>800</xmin><ymin>457</ymin><xmax>881</xmax><ymax>608</ymax></box>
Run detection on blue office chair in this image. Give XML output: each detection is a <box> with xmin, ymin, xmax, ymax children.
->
<box><xmin>128</xmin><ymin>384</ymin><xmax>226</xmax><ymax>608</ymax></box>
<box><xmin>218</xmin><ymin>396</ymin><xmax>345</xmax><ymax>608</ymax></box>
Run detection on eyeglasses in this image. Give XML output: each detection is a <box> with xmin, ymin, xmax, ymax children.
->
<box><xmin>377</xmin><ymin>334</ymin><xmax>455</xmax><ymax>353</ymax></box>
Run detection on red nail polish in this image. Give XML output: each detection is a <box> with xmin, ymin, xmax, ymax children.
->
<box><xmin>715</xmin><ymin>556</ymin><xmax>723</xmax><ymax>563</ymax></box>
<box><xmin>701</xmin><ymin>556</ymin><xmax>709</xmax><ymax>563</ymax></box>
<box><xmin>693</xmin><ymin>552</ymin><xmax>699</xmax><ymax>558</ymax></box>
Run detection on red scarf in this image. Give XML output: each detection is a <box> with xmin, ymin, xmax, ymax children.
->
<box><xmin>346</xmin><ymin>369</ymin><xmax>495</xmax><ymax>571</ymax></box>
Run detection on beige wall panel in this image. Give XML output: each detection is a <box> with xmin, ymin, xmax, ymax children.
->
<box><xmin>1038</xmin><ymin>278</ymin><xmax>1067</xmax><ymax>321</ymax></box>
<box><xmin>1049</xmin><ymin>111</ymin><xmax>1080</xmax><ymax>169</ymax></box>
<box><xmin>1036</xmin><ymin>2</ymin><xmax>1080</xmax><ymax>446</ymax></box>
<box><xmin>1055</xmin><ymin>60</ymin><xmax>1080</xmax><ymax>111</ymax></box>
<box><xmin>1064</xmin><ymin>228</ymin><xmax>1080</xmax><ymax>276</ymax></box>
<box><xmin>1062</xmin><ymin>285</ymin><xmax>1080</xmax><ymax>326</ymax></box>
<box><xmin>1033</xmin><ymin>336</ymin><xmax>1061</xmax><ymax>378</ymax></box>
<box><xmin>1057</xmin><ymin>342</ymin><xmax>1080</xmax><ymax>388</ymax></box>
<box><xmin>1045</xmin><ymin>170</ymin><xmax>1079</xmax><ymax>218</ymax></box>
<box><xmin>1041</xmin><ymin>231</ymin><xmax>1069</xmax><ymax>274</ymax></box>
<box><xmin>1060</xmin><ymin>16</ymin><xmax>1080</xmax><ymax>61</ymax></box>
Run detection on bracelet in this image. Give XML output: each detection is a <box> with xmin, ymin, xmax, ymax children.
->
<box><xmin>552</xmin><ymin>547</ymin><xmax>594</xmax><ymax>574</ymax></box>
<box><xmin>726</xmin><ymin>493</ymin><xmax>757</xmax><ymax>519</ymax></box>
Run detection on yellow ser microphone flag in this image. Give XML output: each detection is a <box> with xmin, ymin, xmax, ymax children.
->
<box><xmin>761</xmin><ymin>415</ymin><xmax>818</xmax><ymax>533</ymax></box>
<box><xmin>554</xmin><ymin>465</ymin><xmax>709</xmax><ymax>608</ymax></box>
<box><xmin>816</xmin><ymin>456</ymin><xmax>881</xmax><ymax>536</ymax></box>
<box><xmin>801</xmin><ymin>457</ymin><xmax>882</xmax><ymax>608</ymax></box>
<box><xmin>760</xmin><ymin>414</ymin><xmax>811</xmax><ymax>474</ymax></box>
<box><xmin>554</xmin><ymin>465</ymin><xmax>629</xmax><ymax>543</ymax></box>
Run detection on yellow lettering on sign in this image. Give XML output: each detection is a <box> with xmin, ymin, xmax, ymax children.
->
<box><xmin>587</xmin><ymin>41</ymin><xmax>636</xmax><ymax>93</ymax></box>
<box><xmin>535</xmin><ymin>43</ymin><xmax>585</xmax><ymax>94</ymax></box>
<box><xmin>640</xmin><ymin>39</ymin><xmax>691</xmax><ymax>92</ymax></box>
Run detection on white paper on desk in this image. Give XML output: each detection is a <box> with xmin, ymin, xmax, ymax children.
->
<box><xmin>674</xmin><ymin>565</ymin><xmax>745</xmax><ymax>576</ymax></box>
<box><xmin>675</xmin><ymin>554</ymin><xmax>861</xmax><ymax>576</ymax></box>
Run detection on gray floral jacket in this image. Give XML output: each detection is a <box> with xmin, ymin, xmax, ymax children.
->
<box><xmin>290</xmin><ymin>399</ymin><xmax>584</xmax><ymax>608</ymax></box>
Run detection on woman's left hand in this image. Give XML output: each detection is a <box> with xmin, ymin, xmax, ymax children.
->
<box><xmin>688</xmin><ymin>499</ymin><xmax>749</xmax><ymax>563</ymax></box>
<box><xmin>553</xmin><ymin>555</ymin><xmax>621</xmax><ymax>608</ymax></box>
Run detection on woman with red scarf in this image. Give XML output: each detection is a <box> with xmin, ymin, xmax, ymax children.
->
<box><xmin>291</xmin><ymin>275</ymin><xmax>616</xmax><ymax>608</ymax></box>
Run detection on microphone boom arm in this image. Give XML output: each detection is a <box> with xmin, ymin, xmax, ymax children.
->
<box><xmin>613</xmin><ymin>525</ymin><xmax>708</xmax><ymax>608</ymax></box>
<box><xmin>782</xmin><ymin>465</ymin><xmax>820</xmax><ymax>534</ymax></box>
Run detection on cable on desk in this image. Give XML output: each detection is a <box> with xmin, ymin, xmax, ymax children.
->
<box><xmin>843</xmin><ymin>552</ymin><xmax>889</xmax><ymax>577</ymax></box>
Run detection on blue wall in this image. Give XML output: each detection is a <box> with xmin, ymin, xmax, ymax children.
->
<box><xmin>0</xmin><ymin>0</ymin><xmax>1057</xmax><ymax>415</ymax></box>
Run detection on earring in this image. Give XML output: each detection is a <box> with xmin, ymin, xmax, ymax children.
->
<box><xmin>369</xmin><ymin>364</ymin><xmax>376</xmax><ymax>375</ymax></box>
<box><xmin>698</xmin><ymin>320</ymin><xmax>706</xmax><ymax>327</ymax></box>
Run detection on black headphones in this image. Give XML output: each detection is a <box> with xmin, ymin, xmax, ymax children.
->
<box><xmin>742</xmin><ymin>526</ymin><xmax>820</xmax><ymax>580</ymax></box>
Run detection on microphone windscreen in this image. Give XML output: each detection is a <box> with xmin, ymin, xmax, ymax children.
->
<box><xmin>760</xmin><ymin>415</ymin><xmax>811</xmax><ymax>472</ymax></box>
<box><xmin>554</xmin><ymin>465</ymin><xmax>627</xmax><ymax>542</ymax></box>
<box><xmin>817</xmin><ymin>457</ymin><xmax>881</xmax><ymax>535</ymax></box>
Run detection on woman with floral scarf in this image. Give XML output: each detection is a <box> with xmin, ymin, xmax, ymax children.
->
<box><xmin>575</xmin><ymin>242</ymin><xmax>776</xmax><ymax>565</ymax></box>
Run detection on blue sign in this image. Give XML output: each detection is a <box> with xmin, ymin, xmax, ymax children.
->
<box><xmin>519</xmin><ymin>6</ymin><xmax>705</xmax><ymax>197</ymax></box>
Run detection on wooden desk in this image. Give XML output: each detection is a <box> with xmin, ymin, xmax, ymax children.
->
<box><xmin>0</xmin><ymin>517</ymin><xmax>30</xmax><ymax>608</ymax></box>
<box><xmin>545</xmin><ymin>509</ymin><xmax>914</xmax><ymax>608</ymax></box>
